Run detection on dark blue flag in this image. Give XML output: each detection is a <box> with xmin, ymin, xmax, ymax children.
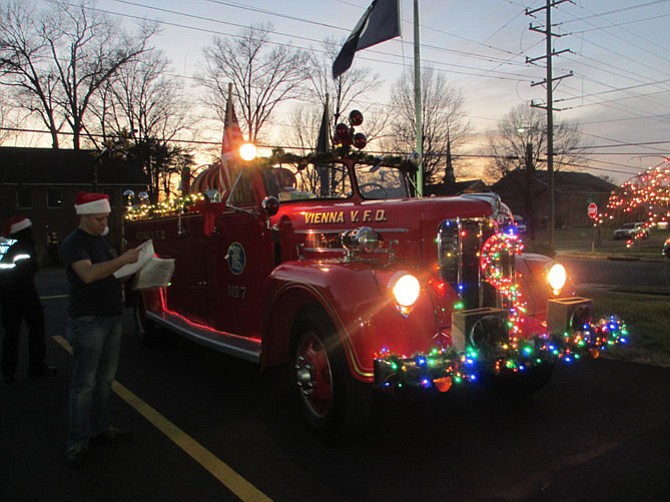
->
<box><xmin>332</xmin><ymin>0</ymin><xmax>400</xmax><ymax>79</ymax></box>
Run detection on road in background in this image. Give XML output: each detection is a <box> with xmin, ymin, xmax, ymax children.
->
<box><xmin>559</xmin><ymin>256</ymin><xmax>670</xmax><ymax>288</ymax></box>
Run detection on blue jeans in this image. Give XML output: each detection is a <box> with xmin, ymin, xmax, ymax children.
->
<box><xmin>66</xmin><ymin>315</ymin><xmax>122</xmax><ymax>450</ymax></box>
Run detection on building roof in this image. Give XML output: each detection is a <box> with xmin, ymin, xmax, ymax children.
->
<box><xmin>425</xmin><ymin>179</ymin><xmax>490</xmax><ymax>196</ymax></box>
<box><xmin>0</xmin><ymin>146</ymin><xmax>149</xmax><ymax>186</ymax></box>
<box><xmin>491</xmin><ymin>169</ymin><xmax>617</xmax><ymax>194</ymax></box>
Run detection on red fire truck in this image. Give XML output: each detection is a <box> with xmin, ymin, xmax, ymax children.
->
<box><xmin>124</xmin><ymin>141</ymin><xmax>624</xmax><ymax>442</ymax></box>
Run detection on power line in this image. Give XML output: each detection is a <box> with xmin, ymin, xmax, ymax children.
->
<box><xmin>93</xmin><ymin>0</ymin><xmax>670</xmax><ymax>127</ymax></box>
<box><xmin>89</xmin><ymin>1</ymin><xmax>538</xmax><ymax>84</ymax></box>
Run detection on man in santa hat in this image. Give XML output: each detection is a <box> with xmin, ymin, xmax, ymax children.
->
<box><xmin>61</xmin><ymin>192</ymin><xmax>141</xmax><ymax>468</ymax></box>
<box><xmin>0</xmin><ymin>215</ymin><xmax>56</xmax><ymax>383</ymax></box>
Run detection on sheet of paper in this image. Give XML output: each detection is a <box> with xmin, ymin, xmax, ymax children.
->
<box><xmin>133</xmin><ymin>256</ymin><xmax>175</xmax><ymax>289</ymax></box>
<box><xmin>113</xmin><ymin>240</ymin><xmax>154</xmax><ymax>279</ymax></box>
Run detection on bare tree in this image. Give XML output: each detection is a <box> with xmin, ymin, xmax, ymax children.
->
<box><xmin>382</xmin><ymin>66</ymin><xmax>470</xmax><ymax>186</ymax></box>
<box><xmin>306</xmin><ymin>38</ymin><xmax>384</xmax><ymax>123</ymax></box>
<box><xmin>92</xmin><ymin>49</ymin><xmax>195</xmax><ymax>201</ymax></box>
<box><xmin>197</xmin><ymin>24</ymin><xmax>310</xmax><ymax>144</ymax></box>
<box><xmin>486</xmin><ymin>104</ymin><xmax>586</xmax><ymax>181</ymax></box>
<box><xmin>283</xmin><ymin>104</ymin><xmax>322</xmax><ymax>152</ymax></box>
<box><xmin>1</xmin><ymin>1</ymin><xmax>62</xmax><ymax>148</ymax></box>
<box><xmin>0</xmin><ymin>0</ymin><xmax>156</xmax><ymax>149</ymax></box>
<box><xmin>281</xmin><ymin>36</ymin><xmax>407</xmax><ymax>157</ymax></box>
<box><xmin>0</xmin><ymin>88</ymin><xmax>24</xmax><ymax>145</ymax></box>
<box><xmin>283</xmin><ymin>99</ymin><xmax>388</xmax><ymax>155</ymax></box>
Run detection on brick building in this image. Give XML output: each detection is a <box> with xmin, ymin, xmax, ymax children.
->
<box><xmin>491</xmin><ymin>169</ymin><xmax>617</xmax><ymax>229</ymax></box>
<box><xmin>0</xmin><ymin>147</ymin><xmax>148</xmax><ymax>266</ymax></box>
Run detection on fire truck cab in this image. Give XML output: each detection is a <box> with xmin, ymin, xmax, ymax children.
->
<box><xmin>125</xmin><ymin>152</ymin><xmax>604</xmax><ymax>441</ymax></box>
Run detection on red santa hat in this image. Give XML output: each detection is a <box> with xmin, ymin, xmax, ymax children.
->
<box><xmin>4</xmin><ymin>215</ymin><xmax>32</xmax><ymax>236</ymax></box>
<box><xmin>74</xmin><ymin>191</ymin><xmax>111</xmax><ymax>215</ymax></box>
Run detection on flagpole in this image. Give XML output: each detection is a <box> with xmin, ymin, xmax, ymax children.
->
<box><xmin>226</xmin><ymin>82</ymin><xmax>234</xmax><ymax>138</ymax></box>
<box><xmin>413</xmin><ymin>0</ymin><xmax>423</xmax><ymax>197</ymax></box>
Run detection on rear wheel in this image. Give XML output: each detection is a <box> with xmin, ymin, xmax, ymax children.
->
<box><xmin>292</xmin><ymin>309</ymin><xmax>371</xmax><ymax>443</ymax></box>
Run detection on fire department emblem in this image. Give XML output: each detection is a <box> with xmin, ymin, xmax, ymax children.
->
<box><xmin>226</xmin><ymin>242</ymin><xmax>246</xmax><ymax>276</ymax></box>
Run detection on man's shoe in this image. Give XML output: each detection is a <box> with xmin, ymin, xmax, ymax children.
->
<box><xmin>28</xmin><ymin>365</ymin><xmax>57</xmax><ymax>378</ymax></box>
<box><xmin>66</xmin><ymin>445</ymin><xmax>87</xmax><ymax>468</ymax></box>
<box><xmin>92</xmin><ymin>426</ymin><xmax>133</xmax><ymax>444</ymax></box>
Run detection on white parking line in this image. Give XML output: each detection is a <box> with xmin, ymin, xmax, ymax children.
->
<box><xmin>53</xmin><ymin>335</ymin><xmax>273</xmax><ymax>502</ymax></box>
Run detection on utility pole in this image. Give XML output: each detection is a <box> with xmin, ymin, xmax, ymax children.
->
<box><xmin>413</xmin><ymin>0</ymin><xmax>423</xmax><ymax>197</ymax></box>
<box><xmin>525</xmin><ymin>141</ymin><xmax>535</xmax><ymax>241</ymax></box>
<box><xmin>525</xmin><ymin>0</ymin><xmax>573</xmax><ymax>247</ymax></box>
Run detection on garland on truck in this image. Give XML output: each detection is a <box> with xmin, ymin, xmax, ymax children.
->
<box><xmin>480</xmin><ymin>232</ymin><xmax>527</xmax><ymax>342</ymax></box>
<box><xmin>375</xmin><ymin>313</ymin><xmax>629</xmax><ymax>392</ymax></box>
<box><xmin>124</xmin><ymin>193</ymin><xmax>205</xmax><ymax>222</ymax></box>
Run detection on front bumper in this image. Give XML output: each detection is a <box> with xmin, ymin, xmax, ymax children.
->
<box><xmin>373</xmin><ymin>314</ymin><xmax>628</xmax><ymax>393</ymax></box>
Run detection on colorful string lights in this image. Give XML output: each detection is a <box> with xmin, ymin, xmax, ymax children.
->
<box><xmin>597</xmin><ymin>159</ymin><xmax>670</xmax><ymax>246</ymax></box>
<box><xmin>374</xmin><ymin>316</ymin><xmax>628</xmax><ymax>392</ymax></box>
<box><xmin>124</xmin><ymin>193</ymin><xmax>205</xmax><ymax>221</ymax></box>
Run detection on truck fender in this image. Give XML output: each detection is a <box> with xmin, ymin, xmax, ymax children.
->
<box><xmin>261</xmin><ymin>261</ymin><xmax>385</xmax><ymax>382</ymax></box>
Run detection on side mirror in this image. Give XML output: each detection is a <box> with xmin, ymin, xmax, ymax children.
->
<box><xmin>262</xmin><ymin>196</ymin><xmax>280</xmax><ymax>216</ymax></box>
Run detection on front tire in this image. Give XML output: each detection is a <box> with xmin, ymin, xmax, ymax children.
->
<box><xmin>292</xmin><ymin>309</ymin><xmax>371</xmax><ymax>443</ymax></box>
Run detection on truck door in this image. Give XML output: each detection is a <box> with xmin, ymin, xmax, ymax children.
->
<box><xmin>207</xmin><ymin>170</ymin><xmax>275</xmax><ymax>338</ymax></box>
<box><xmin>162</xmin><ymin>214</ymin><xmax>210</xmax><ymax>324</ymax></box>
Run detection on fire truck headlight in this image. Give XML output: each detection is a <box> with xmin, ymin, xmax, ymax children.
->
<box><xmin>391</xmin><ymin>274</ymin><xmax>421</xmax><ymax>308</ymax></box>
<box><xmin>547</xmin><ymin>263</ymin><xmax>567</xmax><ymax>295</ymax></box>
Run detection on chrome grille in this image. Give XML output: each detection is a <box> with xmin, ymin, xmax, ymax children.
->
<box><xmin>437</xmin><ymin>218</ymin><xmax>496</xmax><ymax>309</ymax></box>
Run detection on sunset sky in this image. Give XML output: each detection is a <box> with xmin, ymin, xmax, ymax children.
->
<box><xmin>30</xmin><ymin>0</ymin><xmax>670</xmax><ymax>184</ymax></box>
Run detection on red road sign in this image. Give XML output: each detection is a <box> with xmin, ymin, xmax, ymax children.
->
<box><xmin>587</xmin><ymin>202</ymin><xmax>598</xmax><ymax>219</ymax></box>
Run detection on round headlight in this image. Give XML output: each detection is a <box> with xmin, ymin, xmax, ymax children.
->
<box><xmin>547</xmin><ymin>263</ymin><xmax>567</xmax><ymax>293</ymax></box>
<box><xmin>392</xmin><ymin>274</ymin><xmax>421</xmax><ymax>308</ymax></box>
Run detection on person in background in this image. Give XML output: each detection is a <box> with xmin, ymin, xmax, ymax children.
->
<box><xmin>0</xmin><ymin>216</ymin><xmax>56</xmax><ymax>384</ymax></box>
<box><xmin>61</xmin><ymin>192</ymin><xmax>140</xmax><ymax>468</ymax></box>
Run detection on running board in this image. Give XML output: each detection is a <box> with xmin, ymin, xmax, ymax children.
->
<box><xmin>146</xmin><ymin>311</ymin><xmax>261</xmax><ymax>363</ymax></box>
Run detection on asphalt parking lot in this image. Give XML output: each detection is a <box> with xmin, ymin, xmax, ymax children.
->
<box><xmin>2</xmin><ymin>270</ymin><xmax>670</xmax><ymax>502</ymax></box>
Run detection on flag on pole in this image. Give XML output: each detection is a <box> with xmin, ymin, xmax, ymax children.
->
<box><xmin>316</xmin><ymin>96</ymin><xmax>331</xmax><ymax>196</ymax></box>
<box><xmin>219</xmin><ymin>83</ymin><xmax>245</xmax><ymax>193</ymax></box>
<box><xmin>221</xmin><ymin>85</ymin><xmax>244</xmax><ymax>158</ymax></box>
<box><xmin>332</xmin><ymin>0</ymin><xmax>400</xmax><ymax>79</ymax></box>
<box><xmin>316</xmin><ymin>97</ymin><xmax>331</xmax><ymax>154</ymax></box>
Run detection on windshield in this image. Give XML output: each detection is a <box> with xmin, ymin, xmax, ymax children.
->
<box><xmin>268</xmin><ymin>163</ymin><xmax>352</xmax><ymax>201</ymax></box>
<box><xmin>355</xmin><ymin>164</ymin><xmax>410</xmax><ymax>199</ymax></box>
<box><xmin>266</xmin><ymin>162</ymin><xmax>409</xmax><ymax>202</ymax></box>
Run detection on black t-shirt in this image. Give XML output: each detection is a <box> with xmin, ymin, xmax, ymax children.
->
<box><xmin>61</xmin><ymin>228</ymin><xmax>122</xmax><ymax>317</ymax></box>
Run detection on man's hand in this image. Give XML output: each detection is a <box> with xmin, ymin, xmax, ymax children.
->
<box><xmin>121</xmin><ymin>247</ymin><xmax>141</xmax><ymax>265</ymax></box>
<box><xmin>71</xmin><ymin>246</ymin><xmax>142</xmax><ymax>284</ymax></box>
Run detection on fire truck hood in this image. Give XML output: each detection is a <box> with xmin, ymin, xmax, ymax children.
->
<box><xmin>278</xmin><ymin>195</ymin><xmax>496</xmax><ymax>233</ymax></box>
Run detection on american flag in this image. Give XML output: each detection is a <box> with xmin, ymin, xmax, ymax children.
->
<box><xmin>221</xmin><ymin>95</ymin><xmax>244</xmax><ymax>158</ymax></box>
<box><xmin>219</xmin><ymin>85</ymin><xmax>245</xmax><ymax>192</ymax></box>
